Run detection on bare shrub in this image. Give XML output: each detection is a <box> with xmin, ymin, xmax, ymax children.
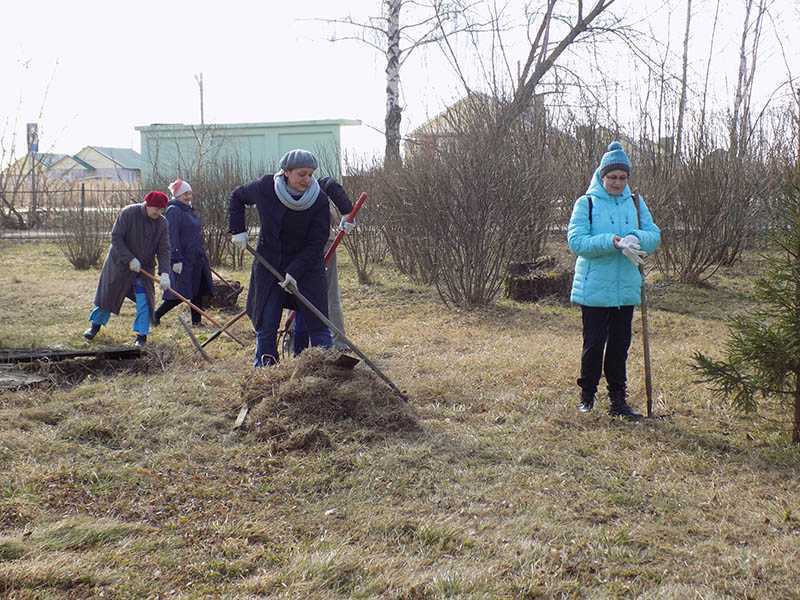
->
<box><xmin>381</xmin><ymin>95</ymin><xmax>558</xmax><ymax>308</ymax></box>
<box><xmin>637</xmin><ymin>122</ymin><xmax>781</xmax><ymax>284</ymax></box>
<box><xmin>58</xmin><ymin>185</ymin><xmax>106</xmax><ymax>270</ymax></box>
<box><xmin>340</xmin><ymin>161</ymin><xmax>388</xmax><ymax>284</ymax></box>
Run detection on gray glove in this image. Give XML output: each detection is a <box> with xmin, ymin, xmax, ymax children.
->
<box><xmin>339</xmin><ymin>215</ymin><xmax>356</xmax><ymax>234</ymax></box>
<box><xmin>231</xmin><ymin>232</ymin><xmax>248</xmax><ymax>251</ymax></box>
<box><xmin>159</xmin><ymin>272</ymin><xmax>171</xmax><ymax>291</ymax></box>
<box><xmin>128</xmin><ymin>257</ymin><xmax>141</xmax><ymax>272</ymax></box>
<box><xmin>172</xmin><ymin>262</ymin><xmax>183</xmax><ymax>275</ymax></box>
<box><xmin>279</xmin><ymin>272</ymin><xmax>297</xmax><ymax>293</ymax></box>
<box><xmin>622</xmin><ymin>246</ymin><xmax>647</xmax><ymax>266</ymax></box>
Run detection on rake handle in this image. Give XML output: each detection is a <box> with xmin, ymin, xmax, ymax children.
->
<box><xmin>201</xmin><ymin>308</ymin><xmax>247</xmax><ymax>348</ymax></box>
<box><xmin>246</xmin><ymin>243</ymin><xmax>407</xmax><ymax>402</ymax></box>
<box><xmin>138</xmin><ymin>269</ymin><xmax>246</xmax><ymax>347</ymax></box>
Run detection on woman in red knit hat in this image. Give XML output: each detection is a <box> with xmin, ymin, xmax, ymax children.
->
<box><xmin>82</xmin><ymin>191</ymin><xmax>172</xmax><ymax>347</ymax></box>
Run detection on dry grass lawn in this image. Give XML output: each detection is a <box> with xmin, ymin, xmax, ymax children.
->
<box><xmin>0</xmin><ymin>241</ymin><xmax>798</xmax><ymax>599</ymax></box>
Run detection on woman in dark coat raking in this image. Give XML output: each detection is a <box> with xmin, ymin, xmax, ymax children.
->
<box><xmin>293</xmin><ymin>176</ymin><xmax>354</xmax><ymax>352</ymax></box>
<box><xmin>229</xmin><ymin>149</ymin><xmax>332</xmax><ymax>366</ymax></box>
<box><xmin>153</xmin><ymin>178</ymin><xmax>213</xmax><ymax>326</ymax></box>
<box><xmin>83</xmin><ymin>191</ymin><xmax>172</xmax><ymax>347</ymax></box>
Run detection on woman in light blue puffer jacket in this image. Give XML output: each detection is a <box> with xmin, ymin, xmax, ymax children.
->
<box><xmin>567</xmin><ymin>141</ymin><xmax>661</xmax><ymax>419</ymax></box>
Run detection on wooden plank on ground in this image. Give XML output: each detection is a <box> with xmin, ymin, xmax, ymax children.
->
<box><xmin>0</xmin><ymin>365</ymin><xmax>47</xmax><ymax>390</ymax></box>
<box><xmin>0</xmin><ymin>347</ymin><xmax>142</xmax><ymax>364</ymax></box>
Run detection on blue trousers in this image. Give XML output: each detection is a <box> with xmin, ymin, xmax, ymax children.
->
<box><xmin>254</xmin><ymin>289</ymin><xmax>332</xmax><ymax>367</ymax></box>
<box><xmin>293</xmin><ymin>310</ymin><xmax>335</xmax><ymax>356</ymax></box>
<box><xmin>89</xmin><ymin>278</ymin><xmax>150</xmax><ymax>336</ymax></box>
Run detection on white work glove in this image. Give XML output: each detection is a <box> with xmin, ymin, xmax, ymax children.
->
<box><xmin>615</xmin><ymin>234</ymin><xmax>647</xmax><ymax>265</ymax></box>
<box><xmin>231</xmin><ymin>232</ymin><xmax>248</xmax><ymax>251</ymax></box>
<box><xmin>617</xmin><ymin>234</ymin><xmax>641</xmax><ymax>250</ymax></box>
<box><xmin>172</xmin><ymin>262</ymin><xmax>183</xmax><ymax>275</ymax></box>
<box><xmin>339</xmin><ymin>215</ymin><xmax>356</xmax><ymax>234</ymax></box>
<box><xmin>128</xmin><ymin>257</ymin><xmax>141</xmax><ymax>272</ymax></box>
<box><xmin>622</xmin><ymin>246</ymin><xmax>647</xmax><ymax>266</ymax></box>
<box><xmin>279</xmin><ymin>272</ymin><xmax>297</xmax><ymax>293</ymax></box>
<box><xmin>159</xmin><ymin>272</ymin><xmax>171</xmax><ymax>291</ymax></box>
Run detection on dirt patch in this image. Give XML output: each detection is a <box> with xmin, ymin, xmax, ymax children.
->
<box><xmin>240</xmin><ymin>347</ymin><xmax>419</xmax><ymax>452</ymax></box>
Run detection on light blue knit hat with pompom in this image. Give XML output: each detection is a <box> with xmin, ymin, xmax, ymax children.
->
<box><xmin>599</xmin><ymin>141</ymin><xmax>631</xmax><ymax>177</ymax></box>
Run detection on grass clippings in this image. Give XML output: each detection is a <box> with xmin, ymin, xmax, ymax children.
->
<box><xmin>241</xmin><ymin>347</ymin><xmax>420</xmax><ymax>451</ymax></box>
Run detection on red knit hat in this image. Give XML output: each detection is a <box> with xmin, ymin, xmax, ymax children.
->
<box><xmin>143</xmin><ymin>191</ymin><xmax>168</xmax><ymax>209</ymax></box>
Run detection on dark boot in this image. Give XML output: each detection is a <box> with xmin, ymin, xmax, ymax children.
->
<box><xmin>83</xmin><ymin>324</ymin><xmax>101</xmax><ymax>340</ymax></box>
<box><xmin>134</xmin><ymin>335</ymin><xmax>147</xmax><ymax>348</ymax></box>
<box><xmin>608</xmin><ymin>388</ymin><xmax>642</xmax><ymax>420</ymax></box>
<box><xmin>577</xmin><ymin>391</ymin><xmax>595</xmax><ymax>413</ymax></box>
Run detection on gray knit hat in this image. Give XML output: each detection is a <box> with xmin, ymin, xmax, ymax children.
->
<box><xmin>279</xmin><ymin>149</ymin><xmax>318</xmax><ymax>171</ymax></box>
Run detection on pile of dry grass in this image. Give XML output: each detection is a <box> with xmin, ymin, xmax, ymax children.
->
<box><xmin>239</xmin><ymin>347</ymin><xmax>419</xmax><ymax>451</ymax></box>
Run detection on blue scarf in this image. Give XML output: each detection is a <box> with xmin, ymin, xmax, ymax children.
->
<box><xmin>273</xmin><ymin>173</ymin><xmax>320</xmax><ymax>211</ymax></box>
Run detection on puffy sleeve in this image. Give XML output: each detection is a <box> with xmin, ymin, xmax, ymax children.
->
<box><xmin>567</xmin><ymin>195</ymin><xmax>617</xmax><ymax>258</ymax></box>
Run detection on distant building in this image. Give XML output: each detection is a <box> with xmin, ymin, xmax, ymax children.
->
<box><xmin>136</xmin><ymin>119</ymin><xmax>361</xmax><ymax>183</ymax></box>
<box><xmin>47</xmin><ymin>146</ymin><xmax>143</xmax><ymax>184</ymax></box>
<box><xmin>405</xmin><ymin>93</ymin><xmax>547</xmax><ymax>158</ymax></box>
<box><xmin>3</xmin><ymin>153</ymin><xmax>68</xmax><ymax>187</ymax></box>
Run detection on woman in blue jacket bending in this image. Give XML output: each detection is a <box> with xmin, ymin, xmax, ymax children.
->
<box><xmin>567</xmin><ymin>141</ymin><xmax>661</xmax><ymax>419</ymax></box>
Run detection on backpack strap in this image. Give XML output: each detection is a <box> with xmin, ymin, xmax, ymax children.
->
<box><xmin>587</xmin><ymin>195</ymin><xmax>593</xmax><ymax>225</ymax></box>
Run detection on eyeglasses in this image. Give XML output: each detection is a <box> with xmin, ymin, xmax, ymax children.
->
<box><xmin>604</xmin><ymin>174</ymin><xmax>628</xmax><ymax>181</ymax></box>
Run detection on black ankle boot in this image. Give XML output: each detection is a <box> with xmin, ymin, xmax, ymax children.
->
<box><xmin>577</xmin><ymin>391</ymin><xmax>595</xmax><ymax>413</ymax></box>
<box><xmin>608</xmin><ymin>388</ymin><xmax>642</xmax><ymax>420</ymax></box>
<box><xmin>83</xmin><ymin>324</ymin><xmax>101</xmax><ymax>340</ymax></box>
<box><xmin>134</xmin><ymin>335</ymin><xmax>147</xmax><ymax>348</ymax></box>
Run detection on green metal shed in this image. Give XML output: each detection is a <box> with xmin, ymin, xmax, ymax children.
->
<box><xmin>135</xmin><ymin>119</ymin><xmax>360</xmax><ymax>183</ymax></box>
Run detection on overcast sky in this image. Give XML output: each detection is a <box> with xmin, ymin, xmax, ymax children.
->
<box><xmin>1</xmin><ymin>0</ymin><xmax>797</xmax><ymax>165</ymax></box>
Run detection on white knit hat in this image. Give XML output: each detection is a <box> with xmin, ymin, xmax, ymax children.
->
<box><xmin>168</xmin><ymin>178</ymin><xmax>192</xmax><ymax>198</ymax></box>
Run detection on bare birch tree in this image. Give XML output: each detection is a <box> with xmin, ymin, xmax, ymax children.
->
<box><xmin>698</xmin><ymin>0</ymin><xmax>721</xmax><ymax>150</ymax></box>
<box><xmin>316</xmin><ymin>1</ymin><xmax>484</xmax><ymax>165</ymax></box>
<box><xmin>674</xmin><ymin>0</ymin><xmax>693</xmax><ymax>163</ymax></box>
<box><xmin>730</xmin><ymin>0</ymin><xmax>769</xmax><ymax>157</ymax></box>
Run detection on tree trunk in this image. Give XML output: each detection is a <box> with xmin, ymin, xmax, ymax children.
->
<box><xmin>699</xmin><ymin>0</ymin><xmax>721</xmax><ymax>152</ymax></box>
<box><xmin>498</xmin><ymin>1</ymin><xmax>613</xmax><ymax>135</ymax></box>
<box><xmin>730</xmin><ymin>0</ymin><xmax>753</xmax><ymax>156</ymax></box>
<box><xmin>675</xmin><ymin>0</ymin><xmax>692</xmax><ymax>163</ymax></box>
<box><xmin>384</xmin><ymin>0</ymin><xmax>402</xmax><ymax>166</ymax></box>
<box><xmin>738</xmin><ymin>0</ymin><xmax>767</xmax><ymax>155</ymax></box>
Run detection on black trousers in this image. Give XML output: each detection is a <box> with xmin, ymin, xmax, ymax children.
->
<box><xmin>578</xmin><ymin>305</ymin><xmax>634</xmax><ymax>396</ymax></box>
<box><xmin>154</xmin><ymin>297</ymin><xmax>203</xmax><ymax>325</ymax></box>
